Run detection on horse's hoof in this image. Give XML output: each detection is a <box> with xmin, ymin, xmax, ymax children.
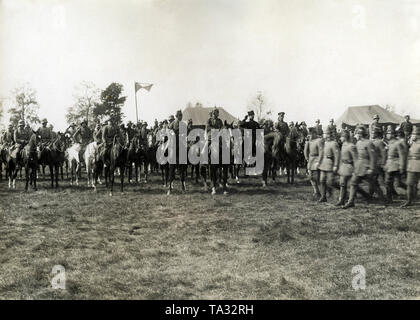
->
<box><xmin>109</xmin><ymin>192</ymin><xmax>113</xmax><ymax>197</ymax></box>
<box><xmin>211</xmin><ymin>188</ymin><xmax>216</xmax><ymax>195</ymax></box>
<box><xmin>167</xmin><ymin>190</ymin><xmax>171</xmax><ymax>195</ymax></box>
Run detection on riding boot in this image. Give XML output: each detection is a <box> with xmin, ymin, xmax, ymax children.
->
<box><xmin>318</xmin><ymin>182</ymin><xmax>327</xmax><ymax>202</ymax></box>
<box><xmin>400</xmin><ymin>186</ymin><xmax>413</xmax><ymax>208</ymax></box>
<box><xmin>385</xmin><ymin>186</ymin><xmax>393</xmax><ymax>204</ymax></box>
<box><xmin>335</xmin><ymin>187</ymin><xmax>346</xmax><ymax>206</ymax></box>
<box><xmin>343</xmin><ymin>186</ymin><xmax>356</xmax><ymax>209</ymax></box>
<box><xmin>310</xmin><ymin>181</ymin><xmax>320</xmax><ymax>199</ymax></box>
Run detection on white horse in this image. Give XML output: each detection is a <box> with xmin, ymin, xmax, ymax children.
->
<box><xmin>65</xmin><ymin>143</ymin><xmax>81</xmax><ymax>186</ymax></box>
<box><xmin>84</xmin><ymin>141</ymin><xmax>102</xmax><ymax>190</ymax></box>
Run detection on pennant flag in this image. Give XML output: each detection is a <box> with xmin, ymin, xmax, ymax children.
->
<box><xmin>135</xmin><ymin>82</ymin><xmax>153</xmax><ymax>93</ymax></box>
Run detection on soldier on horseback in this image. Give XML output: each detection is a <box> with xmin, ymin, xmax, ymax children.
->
<box><xmin>275</xmin><ymin>112</ymin><xmax>289</xmax><ymax>137</ymax></box>
<box><xmin>13</xmin><ymin>120</ymin><xmax>30</xmax><ymax>162</ymax></box>
<box><xmin>102</xmin><ymin>116</ymin><xmax>121</xmax><ymax>167</ymax></box>
<box><xmin>38</xmin><ymin>118</ymin><xmax>53</xmax><ymax>150</ymax></box>
<box><xmin>73</xmin><ymin>120</ymin><xmax>93</xmax><ymax>161</ymax></box>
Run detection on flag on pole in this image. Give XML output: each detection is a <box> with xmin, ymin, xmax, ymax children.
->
<box><xmin>135</xmin><ymin>82</ymin><xmax>153</xmax><ymax>93</ymax></box>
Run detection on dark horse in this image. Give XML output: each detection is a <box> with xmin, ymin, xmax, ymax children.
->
<box><xmin>105</xmin><ymin>136</ymin><xmax>127</xmax><ymax>196</ymax></box>
<box><xmin>262</xmin><ymin>131</ymin><xmax>283</xmax><ymax>187</ymax></box>
<box><xmin>39</xmin><ymin>135</ymin><xmax>65</xmax><ymax>188</ymax></box>
<box><xmin>284</xmin><ymin>129</ymin><xmax>300</xmax><ymax>184</ymax></box>
<box><xmin>127</xmin><ymin>136</ymin><xmax>141</xmax><ymax>184</ymax></box>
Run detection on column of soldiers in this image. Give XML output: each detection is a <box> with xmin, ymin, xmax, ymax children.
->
<box><xmin>304</xmin><ymin>113</ymin><xmax>420</xmax><ymax>208</ymax></box>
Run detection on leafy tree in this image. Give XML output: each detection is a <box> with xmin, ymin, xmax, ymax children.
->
<box><xmin>247</xmin><ymin>91</ymin><xmax>272</xmax><ymax>121</ymax></box>
<box><xmin>8</xmin><ymin>83</ymin><xmax>40</xmax><ymax>126</ymax></box>
<box><xmin>93</xmin><ymin>82</ymin><xmax>126</xmax><ymax>124</ymax></box>
<box><xmin>66</xmin><ymin>81</ymin><xmax>100</xmax><ymax>126</ymax></box>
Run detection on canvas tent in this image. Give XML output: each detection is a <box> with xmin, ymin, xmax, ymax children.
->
<box><xmin>336</xmin><ymin>105</ymin><xmax>420</xmax><ymax>129</ymax></box>
<box><xmin>182</xmin><ymin>105</ymin><xmax>238</xmax><ymax>126</ymax></box>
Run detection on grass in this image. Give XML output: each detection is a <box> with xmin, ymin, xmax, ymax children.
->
<box><xmin>0</xmin><ymin>171</ymin><xmax>419</xmax><ymax>299</ymax></box>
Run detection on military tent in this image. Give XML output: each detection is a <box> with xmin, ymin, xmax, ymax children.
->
<box><xmin>336</xmin><ymin>105</ymin><xmax>420</xmax><ymax>129</ymax></box>
<box><xmin>182</xmin><ymin>105</ymin><xmax>238</xmax><ymax>126</ymax></box>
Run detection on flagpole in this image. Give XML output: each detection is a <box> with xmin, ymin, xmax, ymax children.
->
<box><xmin>134</xmin><ymin>83</ymin><xmax>139</xmax><ymax>124</ymax></box>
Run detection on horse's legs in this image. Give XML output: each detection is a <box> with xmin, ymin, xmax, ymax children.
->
<box><xmin>120</xmin><ymin>165</ymin><xmax>125</xmax><ymax>193</ymax></box>
<box><xmin>110</xmin><ymin>166</ymin><xmax>115</xmax><ymax>196</ymax></box>
<box><xmin>25</xmin><ymin>165</ymin><xmax>30</xmax><ymax>191</ymax></box>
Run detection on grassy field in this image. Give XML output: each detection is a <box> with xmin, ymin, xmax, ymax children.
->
<box><xmin>0</xmin><ymin>171</ymin><xmax>419</xmax><ymax>300</ymax></box>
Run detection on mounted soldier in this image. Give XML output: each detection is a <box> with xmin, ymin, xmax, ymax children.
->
<box><xmin>314</xmin><ymin>119</ymin><xmax>323</xmax><ymax>137</ymax></box>
<box><xmin>369</xmin><ymin>114</ymin><xmax>383</xmax><ymax>139</ymax></box>
<box><xmin>401</xmin><ymin>126</ymin><xmax>420</xmax><ymax>207</ymax></box>
<box><xmin>13</xmin><ymin>120</ymin><xmax>31</xmax><ymax>162</ymax></box>
<box><xmin>93</xmin><ymin>122</ymin><xmax>103</xmax><ymax>144</ymax></box>
<box><xmin>275</xmin><ymin>112</ymin><xmax>289</xmax><ymax>137</ymax></box>
<box><xmin>327</xmin><ymin>119</ymin><xmax>337</xmax><ymax>139</ymax></box>
<box><xmin>304</xmin><ymin>127</ymin><xmax>322</xmax><ymax>199</ymax></box>
<box><xmin>101</xmin><ymin>116</ymin><xmax>121</xmax><ymax>167</ymax></box>
<box><xmin>2</xmin><ymin>124</ymin><xmax>15</xmax><ymax>148</ymax></box>
<box><xmin>73</xmin><ymin>120</ymin><xmax>93</xmax><ymax>161</ymax></box>
<box><xmin>384</xmin><ymin>125</ymin><xmax>407</xmax><ymax>203</ymax></box>
<box><xmin>38</xmin><ymin>118</ymin><xmax>53</xmax><ymax>150</ymax></box>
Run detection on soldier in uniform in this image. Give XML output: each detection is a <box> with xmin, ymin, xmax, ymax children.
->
<box><xmin>336</xmin><ymin>130</ymin><xmax>357</xmax><ymax>206</ymax></box>
<box><xmin>314</xmin><ymin>119</ymin><xmax>323</xmax><ymax>137</ymax></box>
<box><xmin>73</xmin><ymin>120</ymin><xmax>93</xmax><ymax>159</ymax></box>
<box><xmin>369</xmin><ymin>114</ymin><xmax>382</xmax><ymax>139</ymax></box>
<box><xmin>399</xmin><ymin>115</ymin><xmax>413</xmax><ymax>143</ymax></box>
<box><xmin>300</xmin><ymin>121</ymin><xmax>308</xmax><ymax>138</ymax></box>
<box><xmin>2</xmin><ymin>124</ymin><xmax>15</xmax><ymax>147</ymax></box>
<box><xmin>102</xmin><ymin>117</ymin><xmax>120</xmax><ymax>166</ymax></box>
<box><xmin>370</xmin><ymin>126</ymin><xmax>386</xmax><ymax>198</ymax></box>
<box><xmin>318</xmin><ymin>128</ymin><xmax>339</xmax><ymax>202</ymax></box>
<box><xmin>239</xmin><ymin>110</ymin><xmax>261</xmax><ymax>157</ymax></box>
<box><xmin>327</xmin><ymin>119</ymin><xmax>337</xmax><ymax>139</ymax></box>
<box><xmin>401</xmin><ymin>126</ymin><xmax>420</xmax><ymax>207</ymax></box>
<box><xmin>168</xmin><ymin>115</ymin><xmax>175</xmax><ymax>126</ymax></box>
<box><xmin>343</xmin><ymin>126</ymin><xmax>379</xmax><ymax>208</ymax></box>
<box><xmin>93</xmin><ymin>122</ymin><xmax>103</xmax><ymax>144</ymax></box>
<box><xmin>304</xmin><ymin>127</ymin><xmax>322</xmax><ymax>199</ymax></box>
<box><xmin>167</xmin><ymin>110</ymin><xmax>187</xmax><ymax>194</ymax></box>
<box><xmin>13</xmin><ymin>120</ymin><xmax>30</xmax><ymax>161</ymax></box>
<box><xmin>275</xmin><ymin>112</ymin><xmax>289</xmax><ymax>137</ymax></box>
<box><xmin>384</xmin><ymin>125</ymin><xmax>407</xmax><ymax>203</ymax></box>
<box><xmin>49</xmin><ymin>124</ymin><xmax>57</xmax><ymax>140</ymax></box>
<box><xmin>38</xmin><ymin>118</ymin><xmax>53</xmax><ymax>149</ymax></box>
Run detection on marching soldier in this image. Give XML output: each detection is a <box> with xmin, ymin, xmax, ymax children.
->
<box><xmin>370</xmin><ymin>126</ymin><xmax>386</xmax><ymax>198</ymax></box>
<box><xmin>384</xmin><ymin>125</ymin><xmax>407</xmax><ymax>203</ymax></box>
<box><xmin>336</xmin><ymin>130</ymin><xmax>357</xmax><ymax>206</ymax></box>
<box><xmin>401</xmin><ymin>126</ymin><xmax>420</xmax><ymax>207</ymax></box>
<box><xmin>275</xmin><ymin>112</ymin><xmax>289</xmax><ymax>137</ymax></box>
<box><xmin>343</xmin><ymin>126</ymin><xmax>380</xmax><ymax>208</ymax></box>
<box><xmin>318</xmin><ymin>127</ymin><xmax>339</xmax><ymax>202</ymax></box>
<box><xmin>38</xmin><ymin>118</ymin><xmax>53</xmax><ymax>148</ymax></box>
<box><xmin>304</xmin><ymin>127</ymin><xmax>322</xmax><ymax>199</ymax></box>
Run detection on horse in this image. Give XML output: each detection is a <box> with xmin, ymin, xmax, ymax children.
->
<box><xmin>105</xmin><ymin>136</ymin><xmax>127</xmax><ymax>196</ymax></box>
<box><xmin>283</xmin><ymin>128</ymin><xmax>300</xmax><ymax>184</ymax></box>
<box><xmin>127</xmin><ymin>136</ymin><xmax>141</xmax><ymax>184</ymax></box>
<box><xmin>38</xmin><ymin>135</ymin><xmax>65</xmax><ymax>188</ymax></box>
<box><xmin>22</xmin><ymin>134</ymin><xmax>39</xmax><ymax>191</ymax></box>
<box><xmin>84</xmin><ymin>141</ymin><xmax>103</xmax><ymax>190</ymax></box>
<box><xmin>262</xmin><ymin>130</ymin><xmax>283</xmax><ymax>187</ymax></box>
<box><xmin>65</xmin><ymin>143</ymin><xmax>82</xmax><ymax>186</ymax></box>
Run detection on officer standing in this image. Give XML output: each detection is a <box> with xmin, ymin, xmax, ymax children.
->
<box><xmin>336</xmin><ymin>130</ymin><xmax>357</xmax><ymax>206</ymax></box>
<box><xmin>318</xmin><ymin>128</ymin><xmax>339</xmax><ymax>203</ymax></box>
<box><xmin>168</xmin><ymin>110</ymin><xmax>187</xmax><ymax>193</ymax></box>
<box><xmin>370</xmin><ymin>126</ymin><xmax>386</xmax><ymax>198</ymax></box>
<box><xmin>384</xmin><ymin>126</ymin><xmax>407</xmax><ymax>203</ymax></box>
<box><xmin>304</xmin><ymin>127</ymin><xmax>323</xmax><ymax>199</ymax></box>
<box><xmin>401</xmin><ymin>126</ymin><xmax>420</xmax><ymax>207</ymax></box>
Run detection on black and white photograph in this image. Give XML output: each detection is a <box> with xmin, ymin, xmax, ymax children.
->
<box><xmin>0</xmin><ymin>0</ymin><xmax>419</xmax><ymax>303</ymax></box>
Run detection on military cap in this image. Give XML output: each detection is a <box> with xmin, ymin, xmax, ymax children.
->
<box><xmin>248</xmin><ymin>110</ymin><xmax>255</xmax><ymax>116</ymax></box>
<box><xmin>162</xmin><ymin>119</ymin><xmax>168</xmax><ymax>124</ymax></box>
<box><xmin>355</xmin><ymin>125</ymin><xmax>367</xmax><ymax>135</ymax></box>
<box><xmin>18</xmin><ymin>120</ymin><xmax>25</xmax><ymax>126</ymax></box>
<box><xmin>168</xmin><ymin>115</ymin><xmax>175</xmax><ymax>121</ymax></box>
<box><xmin>404</xmin><ymin>115</ymin><xmax>410</xmax><ymax>119</ymax></box>
<box><xmin>176</xmin><ymin>110</ymin><xmax>182</xmax><ymax>117</ymax></box>
<box><xmin>341</xmin><ymin>129</ymin><xmax>350</xmax><ymax>139</ymax></box>
<box><xmin>278</xmin><ymin>112</ymin><xmax>285</xmax><ymax>116</ymax></box>
<box><xmin>81</xmin><ymin>120</ymin><xmax>87</xmax><ymax>125</ymax></box>
<box><xmin>42</xmin><ymin>118</ymin><xmax>48</xmax><ymax>124</ymax></box>
<box><xmin>213</xmin><ymin>108</ymin><xmax>219</xmax><ymax>115</ymax></box>
<box><xmin>373</xmin><ymin>114</ymin><xmax>379</xmax><ymax>120</ymax></box>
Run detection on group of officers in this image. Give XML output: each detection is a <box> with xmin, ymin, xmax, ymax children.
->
<box><xmin>304</xmin><ymin>114</ymin><xmax>419</xmax><ymax>208</ymax></box>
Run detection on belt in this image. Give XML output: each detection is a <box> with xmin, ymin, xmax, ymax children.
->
<box><xmin>387</xmin><ymin>156</ymin><xmax>399</xmax><ymax>159</ymax></box>
<box><xmin>310</xmin><ymin>154</ymin><xmax>319</xmax><ymax>157</ymax></box>
<box><xmin>341</xmin><ymin>160</ymin><xmax>353</xmax><ymax>164</ymax></box>
<box><xmin>326</xmin><ymin>155</ymin><xmax>334</xmax><ymax>159</ymax></box>
<box><xmin>408</xmin><ymin>156</ymin><xmax>420</xmax><ymax>160</ymax></box>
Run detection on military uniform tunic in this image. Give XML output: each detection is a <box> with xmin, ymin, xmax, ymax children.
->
<box><xmin>275</xmin><ymin>120</ymin><xmax>289</xmax><ymax>137</ymax></box>
<box><xmin>304</xmin><ymin>137</ymin><xmax>322</xmax><ymax>171</ymax></box>
<box><xmin>385</xmin><ymin>138</ymin><xmax>406</xmax><ymax>173</ymax></box>
<box><xmin>319</xmin><ymin>140</ymin><xmax>339</xmax><ymax>172</ymax></box>
<box><xmin>338</xmin><ymin>141</ymin><xmax>357</xmax><ymax>177</ymax></box>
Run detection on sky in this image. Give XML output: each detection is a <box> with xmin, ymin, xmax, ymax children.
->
<box><xmin>1</xmin><ymin>0</ymin><xmax>419</xmax><ymax>131</ymax></box>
